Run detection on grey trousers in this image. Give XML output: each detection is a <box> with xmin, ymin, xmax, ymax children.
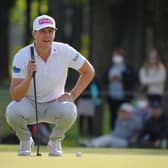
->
<box><xmin>90</xmin><ymin>135</ymin><xmax>128</xmax><ymax>148</ymax></box>
<box><xmin>6</xmin><ymin>97</ymin><xmax>77</xmax><ymax>141</ymax></box>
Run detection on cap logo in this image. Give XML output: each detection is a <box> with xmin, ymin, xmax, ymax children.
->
<box><xmin>39</xmin><ymin>18</ymin><xmax>53</xmax><ymax>25</ymax></box>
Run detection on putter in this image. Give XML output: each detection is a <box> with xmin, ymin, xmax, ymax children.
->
<box><xmin>30</xmin><ymin>46</ymin><xmax>42</xmax><ymax>156</ymax></box>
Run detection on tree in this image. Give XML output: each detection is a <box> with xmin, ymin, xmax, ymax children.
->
<box><xmin>89</xmin><ymin>0</ymin><xmax>112</xmax><ymax>79</ymax></box>
<box><xmin>153</xmin><ymin>0</ymin><xmax>168</xmax><ymax>64</ymax></box>
<box><xmin>25</xmin><ymin>0</ymin><xmax>32</xmax><ymax>45</ymax></box>
<box><xmin>153</xmin><ymin>0</ymin><xmax>168</xmax><ymax>110</ymax></box>
<box><xmin>0</xmin><ymin>1</ymin><xmax>15</xmax><ymax>82</ymax></box>
<box><xmin>48</xmin><ymin>0</ymin><xmax>84</xmax><ymax>49</ymax></box>
<box><xmin>47</xmin><ymin>0</ymin><xmax>65</xmax><ymax>41</ymax></box>
<box><xmin>89</xmin><ymin>0</ymin><xmax>147</xmax><ymax>79</ymax></box>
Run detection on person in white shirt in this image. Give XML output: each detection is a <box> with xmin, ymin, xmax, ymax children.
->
<box><xmin>139</xmin><ymin>49</ymin><xmax>166</xmax><ymax>104</ymax></box>
<box><xmin>6</xmin><ymin>15</ymin><xmax>95</xmax><ymax>156</ymax></box>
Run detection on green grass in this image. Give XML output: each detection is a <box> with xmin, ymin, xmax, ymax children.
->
<box><xmin>0</xmin><ymin>145</ymin><xmax>168</xmax><ymax>168</ymax></box>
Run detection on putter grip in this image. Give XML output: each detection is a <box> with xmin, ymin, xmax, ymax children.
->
<box><xmin>30</xmin><ymin>46</ymin><xmax>36</xmax><ymax>76</ymax></box>
<box><xmin>30</xmin><ymin>46</ymin><xmax>35</xmax><ymax>59</ymax></box>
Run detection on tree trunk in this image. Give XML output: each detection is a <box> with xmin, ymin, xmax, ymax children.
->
<box><xmin>89</xmin><ymin>0</ymin><xmax>113</xmax><ymax>135</ymax></box>
<box><xmin>153</xmin><ymin>0</ymin><xmax>168</xmax><ymax>111</ymax></box>
<box><xmin>126</xmin><ymin>0</ymin><xmax>146</xmax><ymax>68</ymax></box>
<box><xmin>0</xmin><ymin>15</ymin><xmax>10</xmax><ymax>82</ymax></box>
<box><xmin>37</xmin><ymin>0</ymin><xmax>42</xmax><ymax>15</ymax></box>
<box><xmin>48</xmin><ymin>0</ymin><xmax>65</xmax><ymax>41</ymax></box>
<box><xmin>90</xmin><ymin>0</ymin><xmax>112</xmax><ymax>79</ymax></box>
<box><xmin>25</xmin><ymin>0</ymin><xmax>32</xmax><ymax>45</ymax></box>
<box><xmin>0</xmin><ymin>1</ymin><xmax>15</xmax><ymax>82</ymax></box>
<box><xmin>154</xmin><ymin>0</ymin><xmax>168</xmax><ymax>63</ymax></box>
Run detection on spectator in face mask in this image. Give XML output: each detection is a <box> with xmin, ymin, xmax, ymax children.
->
<box><xmin>102</xmin><ymin>48</ymin><xmax>138</xmax><ymax>130</ymax></box>
<box><xmin>134</xmin><ymin>95</ymin><xmax>152</xmax><ymax>124</ymax></box>
<box><xmin>131</xmin><ymin>101</ymin><xmax>168</xmax><ymax>148</ymax></box>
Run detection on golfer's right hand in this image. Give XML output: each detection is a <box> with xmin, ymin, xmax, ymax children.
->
<box><xmin>27</xmin><ymin>59</ymin><xmax>36</xmax><ymax>78</ymax></box>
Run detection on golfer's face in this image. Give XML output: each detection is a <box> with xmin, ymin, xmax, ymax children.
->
<box><xmin>33</xmin><ymin>27</ymin><xmax>56</xmax><ymax>48</ymax></box>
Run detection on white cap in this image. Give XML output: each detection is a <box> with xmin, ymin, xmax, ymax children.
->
<box><xmin>120</xmin><ymin>103</ymin><xmax>134</xmax><ymax>113</ymax></box>
<box><xmin>33</xmin><ymin>15</ymin><xmax>57</xmax><ymax>31</ymax></box>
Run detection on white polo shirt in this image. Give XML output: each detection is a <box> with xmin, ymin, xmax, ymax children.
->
<box><xmin>12</xmin><ymin>42</ymin><xmax>86</xmax><ymax>102</ymax></box>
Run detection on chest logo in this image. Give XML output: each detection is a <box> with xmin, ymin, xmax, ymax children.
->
<box><xmin>73</xmin><ymin>53</ymin><xmax>79</xmax><ymax>62</ymax></box>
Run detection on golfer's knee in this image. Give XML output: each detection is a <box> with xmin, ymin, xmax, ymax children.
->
<box><xmin>62</xmin><ymin>102</ymin><xmax>77</xmax><ymax>123</ymax></box>
<box><xmin>6</xmin><ymin>102</ymin><xmax>18</xmax><ymax>125</ymax></box>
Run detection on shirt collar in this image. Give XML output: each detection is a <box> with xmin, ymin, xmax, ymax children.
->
<box><xmin>32</xmin><ymin>42</ymin><xmax>57</xmax><ymax>58</ymax></box>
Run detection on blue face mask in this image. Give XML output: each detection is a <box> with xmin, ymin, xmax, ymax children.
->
<box><xmin>137</xmin><ymin>100</ymin><xmax>148</xmax><ymax>109</ymax></box>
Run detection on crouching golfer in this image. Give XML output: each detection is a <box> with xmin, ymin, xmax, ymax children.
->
<box><xmin>6</xmin><ymin>15</ymin><xmax>95</xmax><ymax>156</ymax></box>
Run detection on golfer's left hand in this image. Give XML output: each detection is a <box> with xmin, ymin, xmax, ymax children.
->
<box><xmin>57</xmin><ymin>92</ymin><xmax>75</xmax><ymax>102</ymax></box>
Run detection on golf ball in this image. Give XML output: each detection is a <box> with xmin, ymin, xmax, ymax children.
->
<box><xmin>76</xmin><ymin>151</ymin><xmax>82</xmax><ymax>157</ymax></box>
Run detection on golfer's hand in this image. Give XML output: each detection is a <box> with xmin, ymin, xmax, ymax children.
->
<box><xmin>27</xmin><ymin>60</ymin><xmax>36</xmax><ymax>78</ymax></box>
<box><xmin>57</xmin><ymin>92</ymin><xmax>75</xmax><ymax>102</ymax></box>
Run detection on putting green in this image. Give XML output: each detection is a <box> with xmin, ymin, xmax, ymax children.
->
<box><xmin>0</xmin><ymin>145</ymin><xmax>168</xmax><ymax>168</ymax></box>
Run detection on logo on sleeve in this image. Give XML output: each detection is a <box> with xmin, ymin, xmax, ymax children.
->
<box><xmin>72</xmin><ymin>53</ymin><xmax>79</xmax><ymax>62</ymax></box>
<box><xmin>13</xmin><ymin>66</ymin><xmax>21</xmax><ymax>73</ymax></box>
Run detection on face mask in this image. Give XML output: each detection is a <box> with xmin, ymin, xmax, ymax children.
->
<box><xmin>137</xmin><ymin>100</ymin><xmax>148</xmax><ymax>109</ymax></box>
<box><xmin>112</xmin><ymin>55</ymin><xmax>124</xmax><ymax>65</ymax></box>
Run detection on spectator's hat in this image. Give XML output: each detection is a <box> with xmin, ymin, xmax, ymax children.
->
<box><xmin>33</xmin><ymin>15</ymin><xmax>58</xmax><ymax>31</ymax></box>
<box><xmin>120</xmin><ymin>103</ymin><xmax>134</xmax><ymax>113</ymax></box>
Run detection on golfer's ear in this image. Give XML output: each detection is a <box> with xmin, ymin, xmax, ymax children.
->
<box><xmin>32</xmin><ymin>31</ymin><xmax>36</xmax><ymax>38</ymax></box>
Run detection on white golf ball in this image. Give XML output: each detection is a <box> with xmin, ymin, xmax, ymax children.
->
<box><xmin>76</xmin><ymin>151</ymin><xmax>82</xmax><ymax>157</ymax></box>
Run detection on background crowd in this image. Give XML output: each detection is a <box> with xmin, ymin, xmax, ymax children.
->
<box><xmin>78</xmin><ymin>48</ymin><xmax>168</xmax><ymax>149</ymax></box>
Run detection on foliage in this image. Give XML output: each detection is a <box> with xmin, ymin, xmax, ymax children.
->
<box><xmin>0</xmin><ymin>1</ymin><xmax>15</xmax><ymax>16</ymax></box>
<box><xmin>64</xmin><ymin>0</ymin><xmax>88</xmax><ymax>6</ymax></box>
<box><xmin>0</xmin><ymin>87</ymin><xmax>12</xmax><ymax>136</ymax></box>
<box><xmin>80</xmin><ymin>34</ymin><xmax>90</xmax><ymax>58</ymax></box>
<box><xmin>10</xmin><ymin>0</ymin><xmax>26</xmax><ymax>24</ymax></box>
<box><xmin>31</xmin><ymin>0</ymin><xmax>48</xmax><ymax>19</ymax></box>
<box><xmin>10</xmin><ymin>0</ymin><xmax>48</xmax><ymax>31</ymax></box>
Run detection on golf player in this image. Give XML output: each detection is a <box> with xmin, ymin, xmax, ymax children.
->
<box><xmin>6</xmin><ymin>15</ymin><xmax>95</xmax><ymax>156</ymax></box>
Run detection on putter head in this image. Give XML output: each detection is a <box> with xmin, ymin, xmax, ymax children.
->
<box><xmin>36</xmin><ymin>153</ymin><xmax>42</xmax><ymax>156</ymax></box>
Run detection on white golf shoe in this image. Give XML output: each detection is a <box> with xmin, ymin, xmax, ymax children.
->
<box><xmin>48</xmin><ymin>140</ymin><xmax>63</xmax><ymax>156</ymax></box>
<box><xmin>18</xmin><ymin>137</ymin><xmax>34</xmax><ymax>156</ymax></box>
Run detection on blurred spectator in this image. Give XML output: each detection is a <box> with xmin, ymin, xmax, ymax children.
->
<box><xmin>134</xmin><ymin>95</ymin><xmax>152</xmax><ymax>124</ymax></box>
<box><xmin>139</xmin><ymin>49</ymin><xmax>166</xmax><ymax>104</ymax></box>
<box><xmin>79</xmin><ymin>103</ymin><xmax>142</xmax><ymax>148</ymax></box>
<box><xmin>103</xmin><ymin>48</ymin><xmax>138</xmax><ymax>129</ymax></box>
<box><xmin>130</xmin><ymin>101</ymin><xmax>168</xmax><ymax>148</ymax></box>
<box><xmin>77</xmin><ymin>77</ymin><xmax>102</xmax><ymax>137</ymax></box>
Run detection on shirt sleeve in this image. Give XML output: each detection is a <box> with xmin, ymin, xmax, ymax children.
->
<box><xmin>139</xmin><ymin>68</ymin><xmax>148</xmax><ymax>85</ymax></box>
<box><xmin>66</xmin><ymin>44</ymin><xmax>86</xmax><ymax>70</ymax></box>
<box><xmin>12</xmin><ymin>52</ymin><xmax>27</xmax><ymax>79</ymax></box>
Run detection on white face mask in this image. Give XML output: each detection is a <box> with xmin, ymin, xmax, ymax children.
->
<box><xmin>137</xmin><ymin>100</ymin><xmax>148</xmax><ymax>109</ymax></box>
<box><xmin>112</xmin><ymin>55</ymin><xmax>124</xmax><ymax>65</ymax></box>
